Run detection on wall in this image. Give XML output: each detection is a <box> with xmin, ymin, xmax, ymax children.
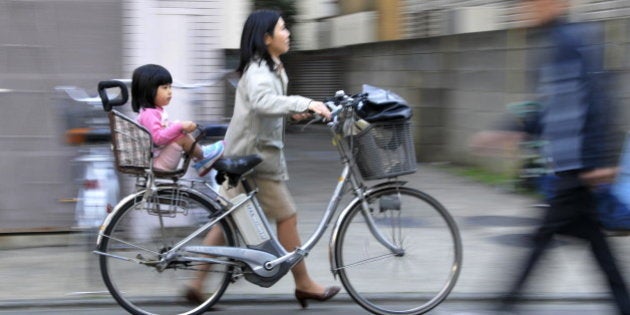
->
<box><xmin>122</xmin><ymin>0</ymin><xmax>239</xmax><ymax>122</ymax></box>
<box><xmin>288</xmin><ymin>17</ymin><xmax>630</xmax><ymax>174</ymax></box>
<box><xmin>0</xmin><ymin>0</ymin><xmax>123</xmax><ymax>230</ymax></box>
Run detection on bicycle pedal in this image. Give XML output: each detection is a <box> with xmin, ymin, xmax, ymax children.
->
<box><xmin>230</xmin><ymin>274</ymin><xmax>242</xmax><ymax>283</ymax></box>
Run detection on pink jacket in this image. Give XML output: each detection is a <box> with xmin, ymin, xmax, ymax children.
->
<box><xmin>137</xmin><ymin>107</ymin><xmax>184</xmax><ymax>148</ymax></box>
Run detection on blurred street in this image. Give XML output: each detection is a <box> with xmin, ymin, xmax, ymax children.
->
<box><xmin>2</xmin><ymin>124</ymin><xmax>630</xmax><ymax>314</ymax></box>
<box><xmin>0</xmin><ymin>298</ymin><xmax>620</xmax><ymax>314</ymax></box>
<box><xmin>3</xmin><ymin>1</ymin><xmax>630</xmax><ymax>314</ymax></box>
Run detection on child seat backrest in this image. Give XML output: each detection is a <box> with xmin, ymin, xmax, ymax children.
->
<box><xmin>108</xmin><ymin>109</ymin><xmax>153</xmax><ymax>175</ymax></box>
<box><xmin>99</xmin><ymin>80</ymin><xmax>191</xmax><ymax>179</ymax></box>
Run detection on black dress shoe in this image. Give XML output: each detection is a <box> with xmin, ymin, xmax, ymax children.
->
<box><xmin>184</xmin><ymin>287</ymin><xmax>205</xmax><ymax>304</ymax></box>
<box><xmin>294</xmin><ymin>286</ymin><xmax>341</xmax><ymax>308</ymax></box>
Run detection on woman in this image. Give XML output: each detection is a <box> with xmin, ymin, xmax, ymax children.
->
<box><xmin>187</xmin><ymin>9</ymin><xmax>338</xmax><ymax>308</ymax></box>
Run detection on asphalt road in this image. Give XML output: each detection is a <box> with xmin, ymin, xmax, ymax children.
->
<box><xmin>0</xmin><ymin>299</ymin><xmax>618</xmax><ymax>314</ymax></box>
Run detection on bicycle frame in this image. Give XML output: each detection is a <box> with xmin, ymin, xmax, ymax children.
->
<box><xmin>95</xmin><ymin>123</ymin><xmax>405</xmax><ymax>288</ymax></box>
<box><xmin>93</xmin><ymin>86</ymin><xmax>464</xmax><ymax>315</ymax></box>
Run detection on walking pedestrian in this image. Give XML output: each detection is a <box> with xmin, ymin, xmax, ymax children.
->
<box><xmin>472</xmin><ymin>0</ymin><xmax>630</xmax><ymax>314</ymax></box>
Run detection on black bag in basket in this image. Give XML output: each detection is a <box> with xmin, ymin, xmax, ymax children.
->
<box><xmin>356</xmin><ymin>84</ymin><xmax>412</xmax><ymax>123</ymax></box>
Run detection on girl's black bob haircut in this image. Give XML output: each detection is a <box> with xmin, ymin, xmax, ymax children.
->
<box><xmin>131</xmin><ymin>64</ymin><xmax>172</xmax><ymax>113</ymax></box>
<box><xmin>237</xmin><ymin>9</ymin><xmax>282</xmax><ymax>76</ymax></box>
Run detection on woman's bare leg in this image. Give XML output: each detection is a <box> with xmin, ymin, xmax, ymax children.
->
<box><xmin>188</xmin><ymin>226</ymin><xmax>225</xmax><ymax>292</ymax></box>
<box><xmin>277</xmin><ymin>214</ymin><xmax>326</xmax><ymax>294</ymax></box>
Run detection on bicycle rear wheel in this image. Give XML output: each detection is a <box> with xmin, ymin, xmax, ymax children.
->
<box><xmin>334</xmin><ymin>186</ymin><xmax>462</xmax><ymax>315</ymax></box>
<box><xmin>97</xmin><ymin>188</ymin><xmax>235</xmax><ymax>315</ymax></box>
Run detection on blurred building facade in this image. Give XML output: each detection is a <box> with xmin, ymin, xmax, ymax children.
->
<box><xmin>2</xmin><ymin>0</ymin><xmax>630</xmax><ymax>230</ymax></box>
<box><xmin>121</xmin><ymin>0</ymin><xmax>249</xmax><ymax>122</ymax></box>
<box><xmin>0</xmin><ymin>0</ymin><xmax>124</xmax><ymax>231</ymax></box>
<box><xmin>292</xmin><ymin>0</ymin><xmax>630</xmax><ymax>49</ymax></box>
<box><xmin>287</xmin><ymin>0</ymin><xmax>630</xmax><ymax>171</ymax></box>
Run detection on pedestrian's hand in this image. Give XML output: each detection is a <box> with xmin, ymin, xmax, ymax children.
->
<box><xmin>308</xmin><ymin>101</ymin><xmax>332</xmax><ymax>120</ymax></box>
<box><xmin>580</xmin><ymin>167</ymin><xmax>619</xmax><ymax>187</ymax></box>
<box><xmin>469</xmin><ymin>130</ymin><xmax>524</xmax><ymax>157</ymax></box>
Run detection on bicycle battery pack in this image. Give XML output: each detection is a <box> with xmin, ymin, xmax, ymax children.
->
<box><xmin>230</xmin><ymin>194</ymin><xmax>271</xmax><ymax>246</ymax></box>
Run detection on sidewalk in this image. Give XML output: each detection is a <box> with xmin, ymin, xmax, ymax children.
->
<box><xmin>1</xmin><ymin>124</ymin><xmax>629</xmax><ymax>306</ymax></box>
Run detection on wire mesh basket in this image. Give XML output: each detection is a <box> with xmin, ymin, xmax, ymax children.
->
<box><xmin>135</xmin><ymin>188</ymin><xmax>190</xmax><ymax>218</ymax></box>
<box><xmin>348</xmin><ymin>120</ymin><xmax>417</xmax><ymax>180</ymax></box>
<box><xmin>109</xmin><ymin>110</ymin><xmax>153</xmax><ymax>175</ymax></box>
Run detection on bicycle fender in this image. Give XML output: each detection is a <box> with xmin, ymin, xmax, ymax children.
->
<box><xmin>328</xmin><ymin>181</ymin><xmax>407</xmax><ymax>276</ymax></box>
<box><xmin>95</xmin><ymin>191</ymin><xmax>143</xmax><ymax>246</ymax></box>
<box><xmin>95</xmin><ymin>186</ymin><xmax>223</xmax><ymax>246</ymax></box>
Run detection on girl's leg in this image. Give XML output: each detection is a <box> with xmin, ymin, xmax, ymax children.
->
<box><xmin>153</xmin><ymin>142</ymin><xmax>184</xmax><ymax>171</ymax></box>
<box><xmin>175</xmin><ymin>134</ymin><xmax>203</xmax><ymax>159</ymax></box>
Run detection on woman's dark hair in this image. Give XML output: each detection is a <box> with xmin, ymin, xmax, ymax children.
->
<box><xmin>237</xmin><ymin>9</ymin><xmax>281</xmax><ymax>76</ymax></box>
<box><xmin>131</xmin><ymin>64</ymin><xmax>173</xmax><ymax>113</ymax></box>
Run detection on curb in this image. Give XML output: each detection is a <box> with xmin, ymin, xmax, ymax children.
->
<box><xmin>0</xmin><ymin>292</ymin><xmax>612</xmax><ymax>309</ymax></box>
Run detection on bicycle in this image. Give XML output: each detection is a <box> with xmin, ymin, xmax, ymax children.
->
<box><xmin>94</xmin><ymin>81</ymin><xmax>463</xmax><ymax>315</ymax></box>
<box><xmin>56</xmin><ymin>85</ymin><xmax>121</xmax><ymax>228</ymax></box>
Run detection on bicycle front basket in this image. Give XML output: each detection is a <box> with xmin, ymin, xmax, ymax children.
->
<box><xmin>109</xmin><ymin>110</ymin><xmax>153</xmax><ymax>175</ymax></box>
<box><xmin>349</xmin><ymin>119</ymin><xmax>417</xmax><ymax>180</ymax></box>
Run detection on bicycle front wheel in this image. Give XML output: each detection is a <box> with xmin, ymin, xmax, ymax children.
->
<box><xmin>334</xmin><ymin>186</ymin><xmax>462</xmax><ymax>315</ymax></box>
<box><xmin>97</xmin><ymin>188</ymin><xmax>235</xmax><ymax>315</ymax></box>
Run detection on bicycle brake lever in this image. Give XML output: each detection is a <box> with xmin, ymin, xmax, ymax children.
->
<box><xmin>300</xmin><ymin>116</ymin><xmax>323</xmax><ymax>132</ymax></box>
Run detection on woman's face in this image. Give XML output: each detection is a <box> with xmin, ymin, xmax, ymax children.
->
<box><xmin>154</xmin><ymin>84</ymin><xmax>172</xmax><ymax>107</ymax></box>
<box><xmin>265</xmin><ymin>18</ymin><xmax>290</xmax><ymax>59</ymax></box>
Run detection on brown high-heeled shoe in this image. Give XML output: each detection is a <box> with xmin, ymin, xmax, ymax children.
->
<box><xmin>294</xmin><ymin>286</ymin><xmax>341</xmax><ymax>308</ymax></box>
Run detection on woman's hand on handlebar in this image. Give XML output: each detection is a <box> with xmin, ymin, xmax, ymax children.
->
<box><xmin>308</xmin><ymin>101</ymin><xmax>332</xmax><ymax>120</ymax></box>
<box><xmin>291</xmin><ymin>112</ymin><xmax>311</xmax><ymax>121</ymax></box>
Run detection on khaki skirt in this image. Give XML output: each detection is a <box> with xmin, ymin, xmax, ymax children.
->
<box><xmin>220</xmin><ymin>177</ymin><xmax>297</xmax><ymax>221</ymax></box>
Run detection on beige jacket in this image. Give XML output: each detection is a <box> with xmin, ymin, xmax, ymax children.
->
<box><xmin>224</xmin><ymin>59</ymin><xmax>311</xmax><ymax>180</ymax></box>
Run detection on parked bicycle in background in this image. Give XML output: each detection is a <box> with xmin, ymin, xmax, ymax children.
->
<box><xmin>56</xmin><ymin>85</ymin><xmax>120</xmax><ymax>230</ymax></box>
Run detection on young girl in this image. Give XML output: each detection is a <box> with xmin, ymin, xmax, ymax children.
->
<box><xmin>186</xmin><ymin>10</ymin><xmax>337</xmax><ymax>308</ymax></box>
<box><xmin>131</xmin><ymin>64</ymin><xmax>224</xmax><ymax>176</ymax></box>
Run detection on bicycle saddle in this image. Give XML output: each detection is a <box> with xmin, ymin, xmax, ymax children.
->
<box><xmin>214</xmin><ymin>155</ymin><xmax>263</xmax><ymax>187</ymax></box>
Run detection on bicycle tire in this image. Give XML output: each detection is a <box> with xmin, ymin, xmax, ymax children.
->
<box><xmin>334</xmin><ymin>186</ymin><xmax>462</xmax><ymax>315</ymax></box>
<box><xmin>98</xmin><ymin>188</ymin><xmax>236</xmax><ymax>315</ymax></box>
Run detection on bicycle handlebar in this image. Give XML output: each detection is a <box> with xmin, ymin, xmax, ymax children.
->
<box><xmin>299</xmin><ymin>91</ymin><xmax>366</xmax><ymax>131</ymax></box>
<box><xmin>325</xmin><ymin>91</ymin><xmax>368</xmax><ymax>121</ymax></box>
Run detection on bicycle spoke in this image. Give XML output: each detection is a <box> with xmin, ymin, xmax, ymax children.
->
<box><xmin>98</xmin><ymin>189</ymin><xmax>235</xmax><ymax>315</ymax></box>
<box><xmin>98</xmin><ymin>232</ymin><xmax>162</xmax><ymax>256</ymax></box>
<box><xmin>335</xmin><ymin>187</ymin><xmax>462</xmax><ymax>315</ymax></box>
<box><xmin>333</xmin><ymin>252</ymin><xmax>398</xmax><ymax>271</ymax></box>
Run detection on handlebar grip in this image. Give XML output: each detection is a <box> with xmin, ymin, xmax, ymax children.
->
<box><xmin>98</xmin><ymin>80</ymin><xmax>129</xmax><ymax>112</ymax></box>
<box><xmin>201</xmin><ymin>124</ymin><xmax>228</xmax><ymax>138</ymax></box>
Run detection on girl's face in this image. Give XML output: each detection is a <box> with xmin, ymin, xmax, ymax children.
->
<box><xmin>265</xmin><ymin>18</ymin><xmax>290</xmax><ymax>59</ymax></box>
<box><xmin>154</xmin><ymin>84</ymin><xmax>172</xmax><ymax>107</ymax></box>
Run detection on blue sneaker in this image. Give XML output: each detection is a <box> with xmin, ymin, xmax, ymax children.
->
<box><xmin>193</xmin><ymin>141</ymin><xmax>224</xmax><ymax>177</ymax></box>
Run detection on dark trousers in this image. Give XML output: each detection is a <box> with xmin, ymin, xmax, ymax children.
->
<box><xmin>504</xmin><ymin>176</ymin><xmax>630</xmax><ymax>315</ymax></box>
